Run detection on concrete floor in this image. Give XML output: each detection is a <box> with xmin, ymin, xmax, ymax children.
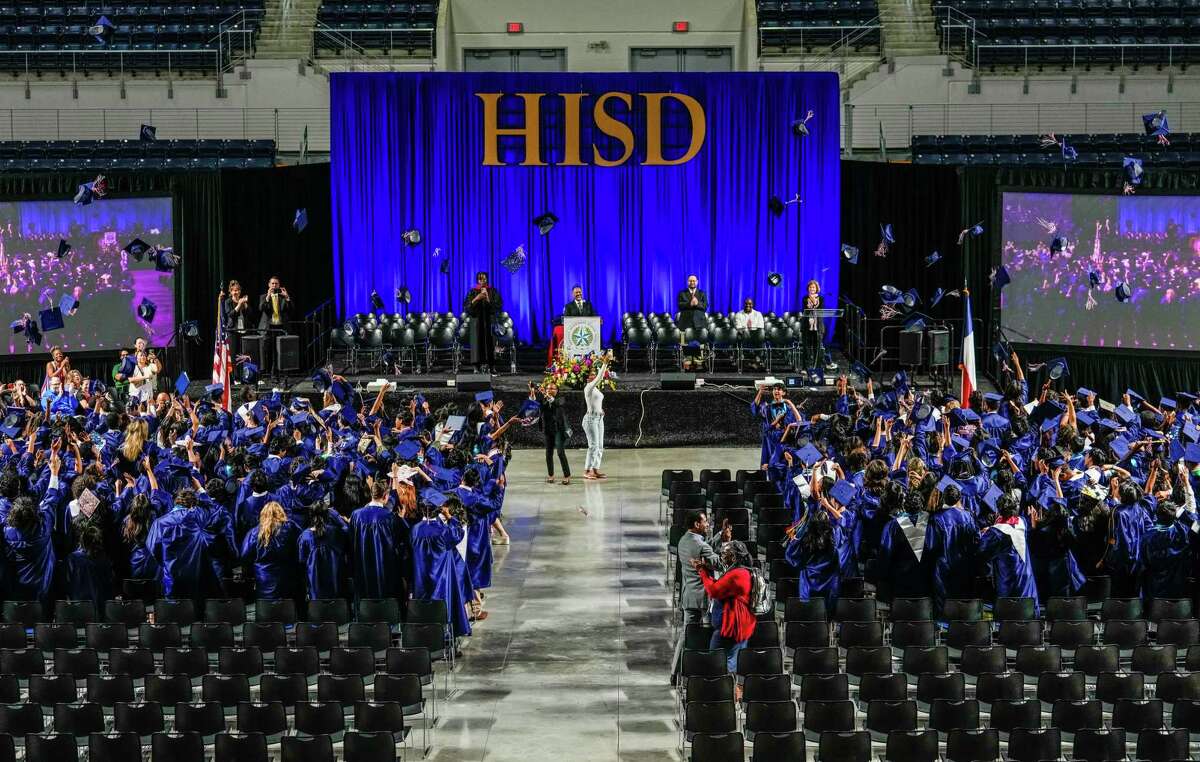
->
<box><xmin>430</xmin><ymin>447</ymin><xmax>761</xmax><ymax>762</ymax></box>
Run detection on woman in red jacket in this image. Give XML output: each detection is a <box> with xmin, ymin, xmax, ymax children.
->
<box><xmin>691</xmin><ymin>540</ymin><xmax>757</xmax><ymax>689</ymax></box>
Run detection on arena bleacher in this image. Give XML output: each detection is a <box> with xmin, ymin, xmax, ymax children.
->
<box><xmin>756</xmin><ymin>0</ymin><xmax>881</xmax><ymax>53</ymax></box>
<box><xmin>0</xmin><ymin>138</ymin><xmax>275</xmax><ymax>171</ymax></box>
<box><xmin>315</xmin><ymin>1</ymin><xmax>436</xmax><ymax>55</ymax></box>
<box><xmin>912</xmin><ymin>132</ymin><xmax>1200</xmax><ymax>166</ymax></box>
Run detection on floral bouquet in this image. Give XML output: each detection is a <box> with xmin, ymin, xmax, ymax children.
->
<box><xmin>543</xmin><ymin>350</ymin><xmax>618</xmax><ymax>391</ymax></box>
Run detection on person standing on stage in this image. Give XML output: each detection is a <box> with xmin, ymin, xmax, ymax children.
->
<box><xmin>258</xmin><ymin>276</ymin><xmax>292</xmax><ymax>373</ymax></box>
<box><xmin>582</xmin><ymin>353</ymin><xmax>610</xmax><ymax>480</ymax></box>
<box><xmin>676</xmin><ymin>274</ymin><xmax>708</xmax><ymax>371</ymax></box>
<box><xmin>531</xmin><ymin>380</ymin><xmax>571</xmax><ymax>485</ymax></box>
<box><xmin>563</xmin><ymin>285</ymin><xmax>597</xmax><ymax>318</ymax></box>
<box><xmin>800</xmin><ymin>280</ymin><xmax>824</xmax><ymax>372</ymax></box>
<box><xmin>464</xmin><ymin>271</ymin><xmax>502</xmax><ymax>374</ymax></box>
<box><xmin>223</xmin><ymin>280</ymin><xmax>252</xmax><ymax>354</ymax></box>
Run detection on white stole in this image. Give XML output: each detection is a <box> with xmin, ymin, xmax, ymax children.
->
<box><xmin>896</xmin><ymin>513</ymin><xmax>928</xmax><ymax>561</ymax></box>
<box><xmin>992</xmin><ymin>521</ymin><xmax>1028</xmax><ymax>563</ymax></box>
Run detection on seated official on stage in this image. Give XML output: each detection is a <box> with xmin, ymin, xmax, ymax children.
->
<box><xmin>734</xmin><ymin>297</ymin><xmax>766</xmax><ymax>369</ymax></box>
<box><xmin>676</xmin><ymin>274</ymin><xmax>708</xmax><ymax>371</ymax></box>
<box><xmin>549</xmin><ymin>284</ymin><xmax>598</xmax><ymax>365</ymax></box>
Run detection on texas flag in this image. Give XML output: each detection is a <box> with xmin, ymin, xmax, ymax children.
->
<box><xmin>960</xmin><ymin>289</ymin><xmax>977</xmax><ymax>407</ymax></box>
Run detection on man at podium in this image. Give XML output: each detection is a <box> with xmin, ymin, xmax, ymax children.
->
<box><xmin>548</xmin><ymin>285</ymin><xmax>598</xmax><ymax>365</ymax></box>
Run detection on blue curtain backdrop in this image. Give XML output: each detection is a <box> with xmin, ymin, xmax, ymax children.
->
<box><xmin>330</xmin><ymin>71</ymin><xmax>841</xmax><ymax>344</ymax></box>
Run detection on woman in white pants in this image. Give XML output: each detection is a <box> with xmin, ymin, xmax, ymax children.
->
<box><xmin>582</xmin><ymin>357</ymin><xmax>610</xmax><ymax>480</ymax></box>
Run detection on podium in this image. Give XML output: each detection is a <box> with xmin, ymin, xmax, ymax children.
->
<box><xmin>562</xmin><ymin>316</ymin><xmax>601</xmax><ymax>359</ymax></box>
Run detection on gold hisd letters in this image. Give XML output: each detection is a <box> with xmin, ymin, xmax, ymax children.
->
<box><xmin>475</xmin><ymin>91</ymin><xmax>706</xmax><ymax>167</ymax></box>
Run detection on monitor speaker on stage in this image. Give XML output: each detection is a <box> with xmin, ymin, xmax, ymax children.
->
<box><xmin>660</xmin><ymin>373</ymin><xmax>697</xmax><ymax>391</ymax></box>
<box><xmin>899</xmin><ymin>328</ymin><xmax>924</xmax><ymax>367</ymax></box>
<box><xmin>928</xmin><ymin>329</ymin><xmax>950</xmax><ymax>367</ymax></box>
<box><xmin>455</xmin><ymin>373</ymin><xmax>492</xmax><ymax>392</ymax></box>
<box><xmin>241</xmin><ymin>333</ymin><xmax>265</xmax><ymax>367</ymax></box>
<box><xmin>276</xmin><ymin>335</ymin><xmax>300</xmax><ymax>371</ymax></box>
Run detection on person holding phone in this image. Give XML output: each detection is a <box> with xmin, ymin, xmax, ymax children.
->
<box><xmin>531</xmin><ymin>380</ymin><xmax>571</xmax><ymax>485</ymax></box>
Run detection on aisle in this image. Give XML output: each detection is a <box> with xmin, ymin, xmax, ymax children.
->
<box><xmin>430</xmin><ymin>447</ymin><xmax>759</xmax><ymax>762</ymax></box>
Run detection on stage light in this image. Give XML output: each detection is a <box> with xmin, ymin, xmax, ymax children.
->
<box><xmin>673</xmin><ymin>20</ymin><xmax>690</xmax><ymax>32</ymax></box>
<box><xmin>507</xmin><ymin>21</ymin><xmax>523</xmax><ymax>33</ymax></box>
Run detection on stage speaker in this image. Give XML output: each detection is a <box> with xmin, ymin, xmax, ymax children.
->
<box><xmin>275</xmin><ymin>335</ymin><xmax>300</xmax><ymax>371</ymax></box>
<box><xmin>899</xmin><ymin>328</ymin><xmax>924</xmax><ymax>367</ymax></box>
<box><xmin>660</xmin><ymin>373</ymin><xmax>697</xmax><ymax>390</ymax></box>
<box><xmin>241</xmin><ymin>333</ymin><xmax>265</xmax><ymax>367</ymax></box>
<box><xmin>928</xmin><ymin>329</ymin><xmax>950</xmax><ymax>367</ymax></box>
<box><xmin>455</xmin><ymin>373</ymin><xmax>492</xmax><ymax>392</ymax></box>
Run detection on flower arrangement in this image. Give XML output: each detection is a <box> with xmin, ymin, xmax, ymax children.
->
<box><xmin>542</xmin><ymin>350</ymin><xmax>617</xmax><ymax>391</ymax></box>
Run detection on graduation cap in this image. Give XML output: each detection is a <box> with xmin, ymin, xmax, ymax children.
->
<box><xmin>1087</xmin><ymin>269</ymin><xmax>1101</xmax><ymax>288</ymax></box>
<box><xmin>767</xmin><ymin>272</ymin><xmax>783</xmax><ymax>288</ymax></box>
<box><xmin>1126</xmin><ymin>388</ymin><xmax>1145</xmax><ymax>404</ymax></box>
<box><xmin>59</xmin><ymin>294</ymin><xmax>78</xmax><ymax>315</ymax></box>
<box><xmin>892</xmin><ymin>370</ymin><xmax>910</xmax><ymax>393</ymax></box>
<box><xmin>152</xmin><ymin>247</ymin><xmax>179</xmax><ymax>272</ymax></box>
<box><xmin>118</xmin><ymin>355</ymin><xmax>136</xmax><ymax>377</ymax></box>
<box><xmin>990</xmin><ymin>265</ymin><xmax>1011</xmax><ymax>290</ymax></box>
<box><xmin>935</xmin><ymin>474</ymin><xmax>959</xmax><ymax>495</ymax></box>
<box><xmin>395</xmin><ymin>287</ymin><xmax>412</xmax><ymax>305</ymax></box>
<box><xmin>982</xmin><ymin>392</ymin><xmax>1003</xmax><ymax>405</ymax></box>
<box><xmin>474</xmin><ymin>390</ymin><xmax>494</xmax><ymax>403</ymax></box>
<box><xmin>880</xmin><ymin>223</ymin><xmax>895</xmax><ymax>245</ymax></box>
<box><xmin>87</xmin><ymin>379</ymin><xmax>106</xmax><ymax>396</ymax></box>
<box><xmin>1046</xmin><ymin>357</ymin><xmax>1069</xmax><ymax>380</ymax></box>
<box><xmin>1076</xmin><ymin>387</ymin><xmax>1096</xmax><ymax>402</ymax></box>
<box><xmin>330</xmin><ymin>378</ymin><xmax>354</xmax><ymax>406</ymax></box>
<box><xmin>1061</xmin><ymin>139</ymin><xmax>1078</xmax><ymax>161</ymax></box>
<box><xmin>248</xmin><ymin>401</ymin><xmax>268</xmax><ymax>425</ymax></box>
<box><xmin>439</xmin><ymin>257</ymin><xmax>451</xmax><ymax>275</ymax></box>
<box><xmin>879</xmin><ymin>285</ymin><xmax>905</xmax><ymax>305</ymax></box>
<box><xmin>991</xmin><ymin>339</ymin><xmax>1012</xmax><ymax>362</ymax></box>
<box><xmin>38</xmin><ymin>307</ymin><xmax>64</xmax><ymax>332</ymax></box>
<box><xmin>828</xmin><ymin>480</ymin><xmax>856</xmax><ymax>507</ymax></box>
<box><xmin>841</xmin><ymin>244</ymin><xmax>860</xmax><ymax>264</ymax></box>
<box><xmin>369</xmin><ymin>290</ymin><xmax>385</xmax><ymax>312</ymax></box>
<box><xmin>421</xmin><ymin>488</ymin><xmax>448</xmax><ymax>508</ymax></box>
<box><xmin>312</xmin><ymin>369</ymin><xmax>333</xmax><ymax>392</ymax></box>
<box><xmin>1142</xmin><ymin>110</ymin><xmax>1170</xmax><ymax>139</ymax></box>
<box><xmin>501</xmin><ymin>244</ymin><xmax>527</xmax><ymax>274</ymax></box>
<box><xmin>768</xmin><ymin>196</ymin><xmax>785</xmax><ymax>217</ymax></box>
<box><xmin>1076</xmin><ymin>410</ymin><xmax>1097</xmax><ymax>429</ymax></box>
<box><xmin>901</xmin><ymin>289</ymin><xmax>920</xmax><ymax>309</ymax></box>
<box><xmin>924</xmin><ymin>251</ymin><xmax>941</xmax><ymax>267</ymax></box>
<box><xmin>1123</xmin><ymin>156</ymin><xmax>1144</xmax><ymax>186</ymax></box>
<box><xmin>977</xmin><ymin>440</ymin><xmax>1000</xmax><ymax>468</ymax></box>
<box><xmin>293</xmin><ymin>208</ymin><xmax>308</xmax><ymax>233</ymax></box>
<box><xmin>1185</xmin><ymin>443</ymin><xmax>1200</xmax><ymax>463</ymax></box>
<box><xmin>533</xmin><ymin>212</ymin><xmax>558</xmax><ymax>235</ymax></box>
<box><xmin>1184</xmin><ymin>421</ymin><xmax>1200</xmax><ymax>444</ymax></box>
<box><xmin>239</xmin><ymin>361</ymin><xmax>259</xmax><ymax>385</ymax></box>
<box><xmin>401</xmin><ymin>229</ymin><xmax>421</xmax><ymax>246</ymax></box>
<box><xmin>136</xmin><ymin>298</ymin><xmax>156</xmax><ymax>323</ymax></box>
<box><xmin>1178</xmin><ymin>392</ymin><xmax>1198</xmax><ymax>408</ymax></box>
<box><xmin>1110</xmin><ymin>436</ymin><xmax>1132</xmax><ymax>462</ymax></box>
<box><xmin>981</xmin><ymin>484</ymin><xmax>1004</xmax><ymax>513</ymax></box>
<box><xmin>394</xmin><ymin>439</ymin><xmax>421</xmax><ymax>461</ymax></box>
<box><xmin>289</xmin><ymin>412</ymin><xmax>310</xmax><ymax>428</ymax></box>
<box><xmin>849</xmin><ymin>360</ymin><xmax>872</xmax><ymax>382</ymax></box>
<box><xmin>73</xmin><ymin>176</ymin><xmax>107</xmax><ymax>206</ymax></box>
<box><xmin>903</xmin><ymin>314</ymin><xmax>927</xmax><ymax>332</ymax></box>
<box><xmin>791</xmin><ymin>114</ymin><xmax>813</xmax><ymax>136</ymax></box>
<box><xmin>1113</xmin><ymin>404</ymin><xmax>1138</xmax><ymax>427</ymax></box>
<box><xmin>123</xmin><ymin>238</ymin><xmax>152</xmax><ymax>262</ymax></box>
<box><xmin>204</xmin><ymin>383</ymin><xmax>223</xmax><ymax>398</ymax></box>
<box><xmin>0</xmin><ymin>406</ymin><xmax>25</xmax><ymax>438</ymax></box>
<box><xmin>796</xmin><ymin>443</ymin><xmax>823</xmax><ymax>466</ymax></box>
<box><xmin>88</xmin><ymin>15</ymin><xmax>114</xmax><ymax>44</ymax></box>
<box><xmin>957</xmin><ymin>221</ymin><xmax>984</xmax><ymax>244</ymax></box>
<box><xmin>914</xmin><ymin>400</ymin><xmax>935</xmax><ymax>426</ymax></box>
<box><xmin>18</xmin><ymin>317</ymin><xmax>41</xmax><ymax>346</ymax></box>
<box><xmin>1161</xmin><ymin>397</ymin><xmax>1177</xmax><ymax>411</ymax></box>
<box><xmin>56</xmin><ymin>239</ymin><xmax>71</xmax><ymax>259</ymax></box>
<box><xmin>1115</xmin><ymin>281</ymin><xmax>1132</xmax><ymax>303</ymax></box>
<box><xmin>1050</xmin><ymin>236</ymin><xmax>1067</xmax><ymax>255</ymax></box>
<box><xmin>139</xmin><ymin>124</ymin><xmax>156</xmax><ymax>141</ymax></box>
<box><xmin>950</xmin><ymin>408</ymin><xmax>980</xmax><ymax>426</ymax></box>
<box><xmin>174</xmin><ymin>372</ymin><xmax>190</xmax><ymax>397</ymax></box>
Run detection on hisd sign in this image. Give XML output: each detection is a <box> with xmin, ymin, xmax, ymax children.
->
<box><xmin>475</xmin><ymin>91</ymin><xmax>707</xmax><ymax>167</ymax></box>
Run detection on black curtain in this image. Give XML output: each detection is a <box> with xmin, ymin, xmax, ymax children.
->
<box><xmin>959</xmin><ymin>165</ymin><xmax>1200</xmax><ymax>400</ymax></box>
<box><xmin>0</xmin><ymin>170</ymin><xmax>224</xmax><ymax>382</ymax></box>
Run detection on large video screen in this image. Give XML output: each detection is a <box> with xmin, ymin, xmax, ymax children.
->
<box><xmin>1000</xmin><ymin>190</ymin><xmax>1200</xmax><ymax>351</ymax></box>
<box><xmin>1</xmin><ymin>196</ymin><xmax>175</xmax><ymax>355</ymax></box>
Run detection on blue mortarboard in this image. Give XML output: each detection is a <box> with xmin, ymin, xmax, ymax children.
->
<box><xmin>289</xmin><ymin>412</ymin><xmax>309</xmax><ymax>428</ymax></box>
<box><xmin>1077</xmin><ymin>387</ymin><xmax>1096</xmax><ymax>401</ymax></box>
<box><xmin>991</xmin><ymin>265</ymin><xmax>1011</xmax><ymax>290</ymax></box>
<box><xmin>1032</xmin><ymin>399</ymin><xmax>1064</xmax><ymax>422</ymax></box>
<box><xmin>73</xmin><ymin>179</ymin><xmax>105</xmax><ymax>206</ymax></box>
<box><xmin>118</xmin><ymin>355</ymin><xmax>136</xmax><ymax>377</ymax></box>
<box><xmin>1183</xmin><ymin>421</ymin><xmax>1199</xmax><ymax>443</ymax></box>
<box><xmin>56</xmin><ymin>239</ymin><xmax>71</xmax><ymax>259</ymax></box>
<box><xmin>1088</xmin><ymin>269</ymin><xmax>1101</xmax><ymax>288</ymax></box>
<box><xmin>338</xmin><ymin>405</ymin><xmax>358</xmax><ymax>427</ymax></box>
<box><xmin>238</xmin><ymin>361</ymin><xmax>259</xmax><ymax>385</ymax></box>
<box><xmin>1039</xmin><ymin>492</ymin><xmax>1067</xmax><ymax>510</ymax></box>
<box><xmin>1114</xmin><ymin>282</ymin><xmax>1132</xmax><ymax>302</ymax></box>
<box><xmin>930</xmin><ymin>288</ymin><xmax>955</xmax><ymax>308</ymax></box>
<box><xmin>1171</xmin><ymin>439</ymin><xmax>1186</xmax><ymax>463</ymax></box>
<box><xmin>767</xmin><ymin>272</ymin><xmax>783</xmax><ymax>288</ymax></box>
<box><xmin>0</xmin><ymin>407</ymin><xmax>25</xmax><ymax>438</ymax></box>
<box><xmin>1142</xmin><ymin>110</ymin><xmax>1170</xmax><ymax>138</ymax></box>
<box><xmin>841</xmin><ymin>244</ymin><xmax>860</xmax><ymax>264</ymax></box>
<box><xmin>59</xmin><ymin>294</ymin><xmax>78</xmax><ymax>315</ymax></box>
<box><xmin>89</xmin><ymin>15</ymin><xmax>114</xmax><ymax>44</ymax></box>
<box><xmin>439</xmin><ymin>257</ymin><xmax>451</xmax><ymax>275</ymax></box>
<box><xmin>1098</xmin><ymin>418</ymin><xmax>1121</xmax><ymax>434</ymax></box>
<box><xmin>977</xmin><ymin>439</ymin><xmax>1000</xmax><ymax>467</ymax></box>
<box><xmin>982</xmin><ymin>484</ymin><xmax>1003</xmax><ymax>513</ymax></box>
<box><xmin>936</xmin><ymin>474</ymin><xmax>958</xmax><ymax>494</ymax></box>
<box><xmin>1177</xmin><ymin>393</ymin><xmax>1198</xmax><ymax>409</ymax></box>
<box><xmin>421</xmin><ymin>488</ymin><xmax>447</xmax><ymax>508</ymax></box>
<box><xmin>903</xmin><ymin>315</ymin><xmax>926</xmax><ymax>332</ymax></box>
<box><xmin>924</xmin><ymin>251</ymin><xmax>941</xmax><ymax>267</ymax></box>
<box><xmin>293</xmin><ymin>208</ymin><xmax>308</xmax><ymax>233</ymax></box>
<box><xmin>992</xmin><ymin>339</ymin><xmax>1012</xmax><ymax>361</ymax></box>
<box><xmin>87</xmin><ymin>379</ymin><xmax>106</xmax><ymax>396</ymax></box>
<box><xmin>204</xmin><ymin>383</ymin><xmax>223</xmax><ymax>397</ymax></box>
<box><xmin>966</xmin><ymin>221</ymin><xmax>984</xmax><ymax>238</ymax></box>
<box><xmin>474</xmin><ymin>390</ymin><xmax>494</xmax><ymax>403</ymax></box>
<box><xmin>232</xmin><ymin>425</ymin><xmax>264</xmax><ymax>445</ymax></box>
<box><xmin>39</xmin><ymin>307</ymin><xmax>64</xmax><ymax>332</ymax></box>
<box><xmin>1113</xmin><ymin>404</ymin><xmax>1138</xmax><ymax>427</ymax></box>
<box><xmin>123</xmin><ymin>238</ymin><xmax>152</xmax><ymax>261</ymax></box>
<box><xmin>1110</xmin><ymin>436</ymin><xmax>1132</xmax><ymax>462</ymax></box>
<box><xmin>139</xmin><ymin>123</ymin><xmax>156</xmax><ymax>141</ymax></box>
<box><xmin>137</xmin><ymin>298</ymin><xmax>156</xmax><ymax>323</ymax></box>
<box><xmin>152</xmin><ymin>247</ymin><xmax>179</xmax><ymax>273</ymax></box>
<box><xmin>330</xmin><ymin>379</ymin><xmax>354</xmax><ymax>406</ymax></box>
<box><xmin>1126</xmin><ymin>388</ymin><xmax>1145</xmax><ymax>404</ymax></box>
<box><xmin>892</xmin><ymin>370</ymin><xmax>909</xmax><ymax>392</ymax></box>
<box><xmin>1040</xmin><ymin>416</ymin><xmax>1061</xmax><ymax>433</ymax></box>
<box><xmin>395</xmin><ymin>439</ymin><xmax>421</xmax><ymax>461</ymax></box>
<box><xmin>290</xmin><ymin>397</ymin><xmax>311</xmax><ymax>411</ymax></box>
<box><xmin>880</xmin><ymin>285</ymin><xmax>905</xmax><ymax>305</ymax></box>
<box><xmin>849</xmin><ymin>361</ymin><xmax>872</xmax><ymax>381</ymax></box>
<box><xmin>249</xmin><ymin>401</ymin><xmax>267</xmax><ymax>424</ymax></box>
<box><xmin>1076</xmin><ymin>410</ymin><xmax>1097</xmax><ymax>429</ymax></box>
<box><xmin>312</xmin><ymin>369</ymin><xmax>333</xmax><ymax>392</ymax></box>
<box><xmin>1046</xmin><ymin>357</ymin><xmax>1069</xmax><ymax>380</ymax></box>
<box><xmin>1050</xmin><ymin>236</ymin><xmax>1067</xmax><ymax>255</ymax></box>
<box><xmin>1160</xmin><ymin>397</ymin><xmax>1177</xmax><ymax>411</ymax></box>
<box><xmin>880</xmin><ymin>223</ymin><xmax>895</xmax><ymax>244</ymax></box>
<box><xmin>1061</xmin><ymin>139</ymin><xmax>1078</xmax><ymax>161</ymax></box>
<box><xmin>796</xmin><ymin>444</ymin><xmax>823</xmax><ymax>466</ymax></box>
<box><xmin>1123</xmin><ymin>156</ymin><xmax>1144</xmax><ymax>185</ymax></box>
<box><xmin>829</xmin><ymin>480</ymin><xmax>856</xmax><ymax>507</ymax></box>
<box><xmin>950</xmin><ymin>408</ymin><xmax>979</xmax><ymax>426</ymax></box>
<box><xmin>174</xmin><ymin>372</ymin><xmax>190</xmax><ymax>397</ymax></box>
<box><xmin>901</xmin><ymin>289</ymin><xmax>920</xmax><ymax>309</ymax></box>
<box><xmin>1185</xmin><ymin>443</ymin><xmax>1200</xmax><ymax>463</ymax></box>
<box><xmin>950</xmin><ymin>435</ymin><xmax>970</xmax><ymax>451</ymax></box>
<box><xmin>983</xmin><ymin>392</ymin><xmax>1003</xmax><ymax>405</ymax></box>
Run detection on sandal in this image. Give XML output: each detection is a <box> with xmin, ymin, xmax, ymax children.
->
<box><xmin>561</xmin><ymin>477</ymin><xmax>570</xmax><ymax>485</ymax></box>
<box><xmin>583</xmin><ymin>473</ymin><xmax>598</xmax><ymax>480</ymax></box>
<box><xmin>546</xmin><ymin>476</ymin><xmax>555</xmax><ymax>483</ymax></box>
<box><xmin>595</xmin><ymin>472</ymin><xmax>608</xmax><ymax>479</ymax></box>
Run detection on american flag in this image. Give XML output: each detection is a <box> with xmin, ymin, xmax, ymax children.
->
<box><xmin>212</xmin><ymin>310</ymin><xmax>231</xmax><ymax>411</ymax></box>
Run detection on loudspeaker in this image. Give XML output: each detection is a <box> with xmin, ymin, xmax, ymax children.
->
<box><xmin>455</xmin><ymin>373</ymin><xmax>492</xmax><ymax>392</ymax></box>
<box><xmin>899</xmin><ymin>328</ymin><xmax>924</xmax><ymax>367</ymax></box>
<box><xmin>275</xmin><ymin>335</ymin><xmax>300</xmax><ymax>371</ymax></box>
<box><xmin>241</xmin><ymin>333</ymin><xmax>265</xmax><ymax>367</ymax></box>
<box><xmin>928</xmin><ymin>329</ymin><xmax>951</xmax><ymax>367</ymax></box>
<box><xmin>660</xmin><ymin>373</ymin><xmax>697</xmax><ymax>390</ymax></box>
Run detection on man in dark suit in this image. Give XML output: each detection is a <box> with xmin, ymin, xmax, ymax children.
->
<box><xmin>257</xmin><ymin>276</ymin><xmax>292</xmax><ymax>372</ymax></box>
<box><xmin>531</xmin><ymin>380</ymin><xmax>572</xmax><ymax>485</ymax></box>
<box><xmin>676</xmin><ymin>274</ymin><xmax>708</xmax><ymax>370</ymax></box>
<box><xmin>563</xmin><ymin>284</ymin><xmax>597</xmax><ymax>318</ymax></box>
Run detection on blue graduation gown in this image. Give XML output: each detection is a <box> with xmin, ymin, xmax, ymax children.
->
<box><xmin>145</xmin><ymin>506</ymin><xmax>227</xmax><ymax>600</ymax></box>
<box><xmin>240</xmin><ymin>523</ymin><xmax>302</xmax><ymax>601</ymax></box>
<box><xmin>453</xmin><ymin>486</ymin><xmax>497</xmax><ymax>591</ymax></box>
<box><xmin>2</xmin><ymin>489</ymin><xmax>57</xmax><ymax>602</ymax></box>
<box><xmin>127</xmin><ymin>538</ymin><xmax>159</xmax><ymax>581</ymax></box>
<box><xmin>876</xmin><ymin>513</ymin><xmax>932</xmax><ymax>602</ymax></box>
<box><xmin>1105</xmin><ymin>502</ymin><xmax>1153</xmax><ymax>578</ymax></box>
<box><xmin>350</xmin><ymin>504</ymin><xmax>404</xmax><ymax>601</ymax></box>
<box><xmin>298</xmin><ymin>511</ymin><xmax>350</xmax><ymax>600</ymax></box>
<box><xmin>66</xmin><ymin>549</ymin><xmax>114</xmax><ymax>612</ymax></box>
<box><xmin>978</xmin><ymin>518</ymin><xmax>1041</xmax><ymax>615</ymax></box>
<box><xmin>1140</xmin><ymin>518</ymin><xmax>1196</xmax><ymax>600</ymax></box>
<box><xmin>1029</xmin><ymin>523</ymin><xmax>1086</xmax><ymax>602</ymax></box>
<box><xmin>785</xmin><ymin>526</ymin><xmax>845</xmax><ymax>612</ymax></box>
<box><xmin>926</xmin><ymin>507</ymin><xmax>979</xmax><ymax>615</ymax></box>
<box><xmin>410</xmin><ymin>517</ymin><xmax>473</xmax><ymax>637</ymax></box>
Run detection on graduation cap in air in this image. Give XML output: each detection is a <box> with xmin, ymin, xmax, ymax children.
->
<box><xmin>533</xmin><ymin>212</ymin><xmax>558</xmax><ymax>235</ymax></box>
<box><xmin>903</xmin><ymin>314</ymin><xmax>927</xmax><ymax>332</ymax></box>
<box><xmin>1050</xmin><ymin>236</ymin><xmax>1067</xmax><ymax>255</ymax></box>
<box><xmin>1115</xmin><ymin>281</ymin><xmax>1132</xmax><ymax>303</ymax></box>
<box><xmin>118</xmin><ymin>354</ymin><xmax>136</xmax><ymax>377</ymax></box>
<box><xmin>312</xmin><ymin>368</ymin><xmax>333</xmax><ymax>392</ymax></box>
<box><xmin>501</xmin><ymin>244</ymin><xmax>527</xmax><ymax>274</ymax></box>
<box><xmin>1061</xmin><ymin>139</ymin><xmax>1078</xmax><ymax>161</ymax></box>
<box><xmin>880</xmin><ymin>223</ymin><xmax>895</xmax><ymax>245</ymax></box>
<box><xmin>924</xmin><ymin>251</ymin><xmax>941</xmax><ymax>267</ymax></box>
<box><xmin>880</xmin><ymin>285</ymin><xmax>905</xmax><ymax>306</ymax></box>
<box><xmin>59</xmin><ymin>294</ymin><xmax>78</xmax><ymax>316</ymax></box>
<box><xmin>439</xmin><ymin>257</ymin><xmax>451</xmax><ymax>275</ymax></box>
<box><xmin>174</xmin><ymin>372</ymin><xmax>190</xmax><ymax>398</ymax></box>
<box><xmin>1088</xmin><ymin>269</ymin><xmax>1101</xmax><ymax>288</ymax></box>
<box><xmin>1126</xmin><ymin>388</ymin><xmax>1145</xmax><ymax>404</ymax></box>
<box><xmin>930</xmin><ymin>288</ymin><xmax>957</xmax><ymax>308</ymax></box>
<box><xmin>39</xmin><ymin>307</ymin><xmax>64</xmax><ymax>333</ymax></box>
<box><xmin>239</xmin><ymin>361</ymin><xmax>259</xmax><ymax>385</ymax></box>
<box><xmin>841</xmin><ymin>244</ymin><xmax>860</xmax><ymax>264</ymax></box>
<box><xmin>139</xmin><ymin>124</ymin><xmax>156</xmax><ymax>142</ymax></box>
<box><xmin>767</xmin><ymin>272</ymin><xmax>783</xmax><ymax>288</ymax></box>
<box><xmin>990</xmin><ymin>265</ymin><xmax>1011</xmax><ymax>290</ymax></box>
<box><xmin>1046</xmin><ymin>357</ymin><xmax>1069</xmax><ymax>380</ymax></box>
<box><xmin>991</xmin><ymin>338</ymin><xmax>1012</xmax><ymax>362</ymax></box>
<box><xmin>768</xmin><ymin>196</ymin><xmax>785</xmax><ymax>217</ymax></box>
<box><xmin>369</xmin><ymin>290</ymin><xmax>385</xmax><ymax>312</ymax></box>
<box><xmin>136</xmin><ymin>298</ymin><xmax>156</xmax><ymax>323</ymax></box>
<box><xmin>901</xmin><ymin>288</ymin><xmax>920</xmax><ymax>309</ymax></box>
<box><xmin>0</xmin><ymin>407</ymin><xmax>25</xmax><ymax>438</ymax></box>
<box><xmin>1142</xmin><ymin>110</ymin><xmax>1170</xmax><ymax>139</ymax></box>
<box><xmin>293</xmin><ymin>208</ymin><xmax>308</xmax><ymax>233</ymax></box>
<box><xmin>401</xmin><ymin>229</ymin><xmax>422</xmax><ymax>246</ymax></box>
<box><xmin>892</xmin><ymin>370</ymin><xmax>910</xmax><ymax>394</ymax></box>
<box><xmin>395</xmin><ymin>287</ymin><xmax>412</xmax><ymax>305</ymax></box>
<box><xmin>152</xmin><ymin>247</ymin><xmax>179</xmax><ymax>273</ymax></box>
<box><xmin>1123</xmin><ymin>156</ymin><xmax>1144</xmax><ymax>186</ymax></box>
<box><xmin>9</xmin><ymin>315</ymin><xmax>39</xmax><ymax>347</ymax></box>
<box><xmin>73</xmin><ymin>175</ymin><xmax>107</xmax><ymax>206</ymax></box>
<box><xmin>56</xmin><ymin>239</ymin><xmax>71</xmax><ymax>259</ymax></box>
<box><xmin>123</xmin><ymin>238</ymin><xmax>152</xmax><ymax>262</ymax></box>
<box><xmin>791</xmin><ymin>110</ymin><xmax>814</xmax><ymax>137</ymax></box>
<box><xmin>957</xmin><ymin>221</ymin><xmax>984</xmax><ymax>245</ymax></box>
<box><xmin>88</xmin><ymin>15</ymin><xmax>114</xmax><ymax>44</ymax></box>
<box><xmin>849</xmin><ymin>360</ymin><xmax>872</xmax><ymax>382</ymax></box>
